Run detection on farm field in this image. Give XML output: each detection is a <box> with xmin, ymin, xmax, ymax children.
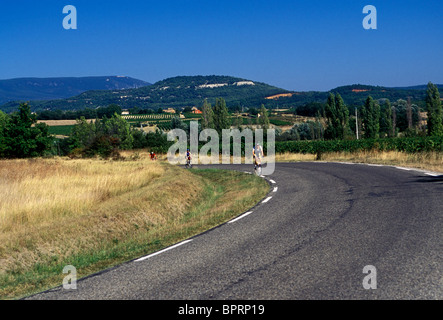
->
<box><xmin>36</xmin><ymin>110</ymin><xmax>310</xmax><ymax>138</ymax></box>
<box><xmin>122</xmin><ymin>114</ymin><xmax>176</xmax><ymax>122</ymax></box>
<box><xmin>47</xmin><ymin>125</ymin><xmax>74</xmax><ymax>136</ymax></box>
<box><xmin>37</xmin><ymin>120</ymin><xmax>80</xmax><ymax>126</ymax></box>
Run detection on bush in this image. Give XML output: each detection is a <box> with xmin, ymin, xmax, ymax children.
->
<box><xmin>131</xmin><ymin>130</ymin><xmax>148</xmax><ymax>149</ymax></box>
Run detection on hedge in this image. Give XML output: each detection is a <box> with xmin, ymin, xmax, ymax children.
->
<box><xmin>274</xmin><ymin>136</ymin><xmax>443</xmax><ymax>154</ymax></box>
<box><xmin>144</xmin><ymin>136</ymin><xmax>443</xmax><ymax>155</ymax></box>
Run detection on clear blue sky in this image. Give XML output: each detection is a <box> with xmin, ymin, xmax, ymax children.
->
<box><xmin>1</xmin><ymin>0</ymin><xmax>442</xmax><ymax>91</ymax></box>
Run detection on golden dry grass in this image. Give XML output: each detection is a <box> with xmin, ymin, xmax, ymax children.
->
<box><xmin>0</xmin><ymin>159</ymin><xmax>178</xmax><ymax>274</ymax></box>
<box><xmin>0</xmin><ymin>159</ymin><xmax>164</xmax><ymax>228</ymax></box>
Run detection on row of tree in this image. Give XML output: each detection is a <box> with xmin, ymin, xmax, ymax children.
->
<box><xmin>324</xmin><ymin>82</ymin><xmax>442</xmax><ymax>140</ymax></box>
<box><xmin>0</xmin><ymin>103</ymin><xmax>137</xmax><ymax>159</ymax></box>
<box><xmin>426</xmin><ymin>82</ymin><xmax>443</xmax><ymax>136</ymax></box>
<box><xmin>37</xmin><ymin>104</ymin><xmax>122</xmax><ymax>120</ymax></box>
<box><xmin>200</xmin><ymin>98</ymin><xmax>270</xmax><ymax>134</ymax></box>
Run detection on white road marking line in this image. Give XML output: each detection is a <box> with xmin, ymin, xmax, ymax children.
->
<box><xmin>273</xmin><ymin>187</ymin><xmax>278</xmax><ymax>192</ymax></box>
<box><xmin>262</xmin><ymin>196</ymin><xmax>272</xmax><ymax>204</ymax></box>
<box><xmin>228</xmin><ymin>211</ymin><xmax>253</xmax><ymax>224</ymax></box>
<box><xmin>331</xmin><ymin>161</ymin><xmax>440</xmax><ymax>177</ymax></box>
<box><xmin>135</xmin><ymin>240</ymin><xmax>193</xmax><ymax>262</ymax></box>
<box><xmin>425</xmin><ymin>172</ymin><xmax>439</xmax><ymax>177</ymax></box>
<box><xmin>269</xmin><ymin>179</ymin><xmax>276</xmax><ymax>184</ymax></box>
<box><xmin>395</xmin><ymin>167</ymin><xmax>412</xmax><ymax>171</ymax></box>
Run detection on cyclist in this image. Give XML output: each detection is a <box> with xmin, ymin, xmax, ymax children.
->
<box><xmin>186</xmin><ymin>148</ymin><xmax>192</xmax><ymax>168</ymax></box>
<box><xmin>150</xmin><ymin>151</ymin><xmax>157</xmax><ymax>161</ymax></box>
<box><xmin>253</xmin><ymin>143</ymin><xmax>263</xmax><ymax>173</ymax></box>
<box><xmin>255</xmin><ymin>143</ymin><xmax>263</xmax><ymax>159</ymax></box>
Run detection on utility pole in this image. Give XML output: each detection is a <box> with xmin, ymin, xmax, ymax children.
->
<box><xmin>355</xmin><ymin>107</ymin><xmax>359</xmax><ymax>140</ymax></box>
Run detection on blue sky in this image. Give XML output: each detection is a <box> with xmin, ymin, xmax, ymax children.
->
<box><xmin>0</xmin><ymin>0</ymin><xmax>442</xmax><ymax>91</ymax></box>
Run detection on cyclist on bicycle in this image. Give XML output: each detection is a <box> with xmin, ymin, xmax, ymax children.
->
<box><xmin>186</xmin><ymin>149</ymin><xmax>192</xmax><ymax>167</ymax></box>
<box><xmin>253</xmin><ymin>143</ymin><xmax>263</xmax><ymax>169</ymax></box>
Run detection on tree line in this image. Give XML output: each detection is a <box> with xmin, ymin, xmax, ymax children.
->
<box><xmin>280</xmin><ymin>82</ymin><xmax>442</xmax><ymax>142</ymax></box>
<box><xmin>36</xmin><ymin>104</ymin><xmax>122</xmax><ymax>120</ymax></box>
<box><xmin>1</xmin><ymin>83</ymin><xmax>441</xmax><ymax>159</ymax></box>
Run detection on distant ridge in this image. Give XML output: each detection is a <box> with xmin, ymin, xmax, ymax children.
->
<box><xmin>0</xmin><ymin>75</ymin><xmax>441</xmax><ymax>113</ymax></box>
<box><xmin>0</xmin><ymin>75</ymin><xmax>286</xmax><ymax>112</ymax></box>
<box><xmin>0</xmin><ymin>76</ymin><xmax>151</xmax><ymax>105</ymax></box>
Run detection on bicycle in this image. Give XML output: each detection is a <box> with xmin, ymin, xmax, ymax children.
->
<box><xmin>254</xmin><ymin>157</ymin><xmax>262</xmax><ymax>176</ymax></box>
<box><xmin>185</xmin><ymin>157</ymin><xmax>192</xmax><ymax>169</ymax></box>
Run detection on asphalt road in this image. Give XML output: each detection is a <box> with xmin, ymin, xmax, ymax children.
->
<box><xmin>27</xmin><ymin>162</ymin><xmax>442</xmax><ymax>300</ymax></box>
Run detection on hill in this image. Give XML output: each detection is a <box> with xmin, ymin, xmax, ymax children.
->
<box><xmin>333</xmin><ymin>84</ymin><xmax>443</xmax><ymax>106</ymax></box>
<box><xmin>1</xmin><ymin>76</ymin><xmax>441</xmax><ymax>113</ymax></box>
<box><xmin>0</xmin><ymin>75</ymin><xmax>287</xmax><ymax>112</ymax></box>
<box><xmin>0</xmin><ymin>76</ymin><xmax>150</xmax><ymax>106</ymax></box>
<box><xmin>262</xmin><ymin>84</ymin><xmax>443</xmax><ymax>109</ymax></box>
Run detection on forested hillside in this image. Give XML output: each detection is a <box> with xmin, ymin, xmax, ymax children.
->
<box><xmin>1</xmin><ymin>75</ymin><xmax>441</xmax><ymax>114</ymax></box>
<box><xmin>0</xmin><ymin>76</ymin><xmax>150</xmax><ymax>106</ymax></box>
<box><xmin>0</xmin><ymin>75</ymin><xmax>287</xmax><ymax>112</ymax></box>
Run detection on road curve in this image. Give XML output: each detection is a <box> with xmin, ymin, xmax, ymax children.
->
<box><xmin>27</xmin><ymin>162</ymin><xmax>442</xmax><ymax>300</ymax></box>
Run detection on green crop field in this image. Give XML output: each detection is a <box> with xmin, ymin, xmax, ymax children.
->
<box><xmin>122</xmin><ymin>114</ymin><xmax>175</xmax><ymax>122</ymax></box>
<box><xmin>48</xmin><ymin>125</ymin><xmax>74</xmax><ymax>136</ymax></box>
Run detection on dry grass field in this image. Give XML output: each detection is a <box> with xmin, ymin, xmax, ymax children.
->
<box><xmin>0</xmin><ymin>156</ymin><xmax>269</xmax><ymax>299</ymax></box>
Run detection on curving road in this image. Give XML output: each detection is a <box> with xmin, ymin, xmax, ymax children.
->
<box><xmin>28</xmin><ymin>162</ymin><xmax>442</xmax><ymax>300</ymax></box>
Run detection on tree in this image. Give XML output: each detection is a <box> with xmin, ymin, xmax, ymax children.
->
<box><xmin>324</xmin><ymin>93</ymin><xmax>349</xmax><ymax>140</ymax></box>
<box><xmin>325</xmin><ymin>93</ymin><xmax>338</xmax><ymax>139</ymax></box>
<box><xmin>0</xmin><ymin>111</ymin><xmax>9</xmax><ymax>156</ymax></box>
<box><xmin>258</xmin><ymin>104</ymin><xmax>270</xmax><ymax>130</ymax></box>
<box><xmin>69</xmin><ymin>113</ymin><xmax>133</xmax><ymax>157</ymax></box>
<box><xmin>392</xmin><ymin>103</ymin><xmax>397</xmax><ymax>137</ymax></box>
<box><xmin>335</xmin><ymin>93</ymin><xmax>350</xmax><ymax>138</ymax></box>
<box><xmin>362</xmin><ymin>96</ymin><xmax>380</xmax><ymax>139</ymax></box>
<box><xmin>201</xmin><ymin>99</ymin><xmax>214</xmax><ymax>130</ymax></box>
<box><xmin>232</xmin><ymin>112</ymin><xmax>243</xmax><ymax>129</ymax></box>
<box><xmin>1</xmin><ymin>103</ymin><xmax>54</xmax><ymax>158</ymax></box>
<box><xmin>182</xmin><ymin>106</ymin><xmax>192</xmax><ymax>113</ymax></box>
<box><xmin>100</xmin><ymin>113</ymin><xmax>134</xmax><ymax>150</ymax></box>
<box><xmin>379</xmin><ymin>99</ymin><xmax>393</xmax><ymax>138</ymax></box>
<box><xmin>212</xmin><ymin>98</ymin><xmax>230</xmax><ymax>135</ymax></box>
<box><xmin>97</xmin><ymin>104</ymin><xmax>122</xmax><ymax>119</ymax></box>
<box><xmin>171</xmin><ymin>116</ymin><xmax>182</xmax><ymax>129</ymax></box>
<box><xmin>131</xmin><ymin>129</ymin><xmax>148</xmax><ymax>149</ymax></box>
<box><xmin>0</xmin><ymin>111</ymin><xmax>8</xmax><ymax>130</ymax></box>
<box><xmin>406</xmin><ymin>97</ymin><xmax>413</xmax><ymax>130</ymax></box>
<box><xmin>69</xmin><ymin>117</ymin><xmax>96</xmax><ymax>150</ymax></box>
<box><xmin>426</xmin><ymin>82</ymin><xmax>443</xmax><ymax>136</ymax></box>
